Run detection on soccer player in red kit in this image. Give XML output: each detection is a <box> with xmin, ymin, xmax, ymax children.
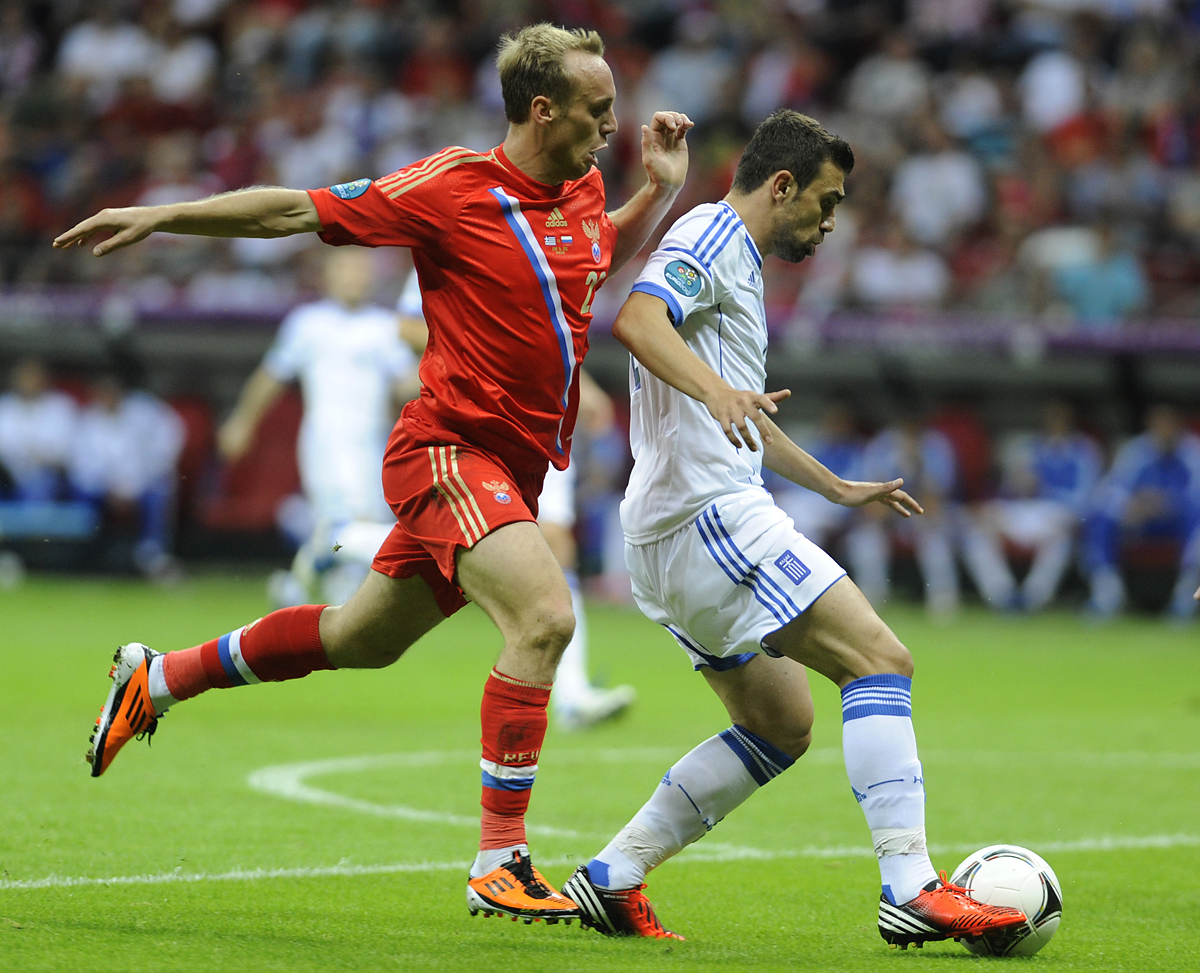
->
<box><xmin>54</xmin><ymin>23</ymin><xmax>693</xmax><ymax>923</ymax></box>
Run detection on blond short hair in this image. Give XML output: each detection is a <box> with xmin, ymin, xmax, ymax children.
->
<box><xmin>496</xmin><ymin>23</ymin><xmax>605</xmax><ymax>124</ymax></box>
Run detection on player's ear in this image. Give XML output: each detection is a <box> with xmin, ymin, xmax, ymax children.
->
<box><xmin>530</xmin><ymin>94</ymin><xmax>555</xmax><ymax>126</ymax></box>
<box><xmin>772</xmin><ymin>171</ymin><xmax>793</xmax><ymax>205</ymax></box>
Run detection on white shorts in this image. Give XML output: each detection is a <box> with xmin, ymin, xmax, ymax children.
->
<box><xmin>625</xmin><ymin>490</ymin><xmax>846</xmax><ymax>671</ymax></box>
<box><xmin>538</xmin><ymin>462</ymin><xmax>576</xmax><ymax>528</ymax></box>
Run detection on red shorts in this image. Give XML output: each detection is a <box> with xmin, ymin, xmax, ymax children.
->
<box><xmin>372</xmin><ymin>423</ymin><xmax>545</xmax><ymax>617</ymax></box>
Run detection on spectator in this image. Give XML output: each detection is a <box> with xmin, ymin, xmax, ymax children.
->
<box><xmin>0</xmin><ymin>3</ymin><xmax>40</xmax><ymax>100</ymax></box>
<box><xmin>145</xmin><ymin>10</ymin><xmax>219</xmax><ymax>106</ymax></box>
<box><xmin>68</xmin><ymin>373</ymin><xmax>185</xmax><ymax>579</ymax></box>
<box><xmin>1083</xmin><ymin>404</ymin><xmax>1200</xmax><ymax>622</ymax></box>
<box><xmin>56</xmin><ymin>1</ymin><xmax>157</xmax><ymax>112</ymax></box>
<box><xmin>846</xmin><ymin>414</ymin><xmax>961</xmax><ymax>616</ymax></box>
<box><xmin>890</xmin><ymin>119</ymin><xmax>987</xmax><ymax>247</ymax></box>
<box><xmin>637</xmin><ymin>8</ymin><xmax>736</xmax><ymax>127</ymax></box>
<box><xmin>850</xmin><ymin>220</ymin><xmax>952</xmax><ymax>311</ymax></box>
<box><xmin>1053</xmin><ymin>218</ymin><xmax>1149</xmax><ymax>327</ymax></box>
<box><xmin>846</xmin><ymin>33</ymin><xmax>931</xmax><ymax>120</ymax></box>
<box><xmin>960</xmin><ymin>400</ymin><xmax>1103</xmax><ymax>612</ymax></box>
<box><xmin>0</xmin><ymin>358</ymin><xmax>77</xmax><ymax>501</ymax></box>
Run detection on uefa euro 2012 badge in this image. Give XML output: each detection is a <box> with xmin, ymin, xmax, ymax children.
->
<box><xmin>330</xmin><ymin>178</ymin><xmax>372</xmax><ymax>199</ymax></box>
<box><xmin>664</xmin><ymin>260</ymin><xmax>702</xmax><ymax>297</ymax></box>
<box><xmin>582</xmin><ymin>219</ymin><xmax>602</xmax><ymax>263</ymax></box>
<box><xmin>483</xmin><ymin>479</ymin><xmax>512</xmax><ymax>505</ymax></box>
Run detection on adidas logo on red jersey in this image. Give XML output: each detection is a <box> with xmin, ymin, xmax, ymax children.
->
<box><xmin>545</xmin><ymin>208</ymin><xmax>568</xmax><ymax>228</ymax></box>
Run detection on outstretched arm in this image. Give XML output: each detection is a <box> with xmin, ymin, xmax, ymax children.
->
<box><xmin>607</xmin><ymin>111</ymin><xmax>694</xmax><ymax>274</ymax></box>
<box><xmin>612</xmin><ymin>291</ymin><xmax>787</xmax><ymax>452</ymax></box>
<box><xmin>216</xmin><ymin>366</ymin><xmax>286</xmax><ymax>462</ymax></box>
<box><xmin>762</xmin><ymin>423</ymin><xmax>923</xmax><ymax>518</ymax></box>
<box><xmin>53</xmin><ymin>187</ymin><xmax>321</xmax><ymax>257</ymax></box>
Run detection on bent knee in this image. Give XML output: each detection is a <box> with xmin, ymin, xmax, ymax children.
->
<box><xmin>868</xmin><ymin>629</ymin><xmax>913</xmax><ymax>679</ymax></box>
<box><xmin>524</xmin><ymin>600</ymin><xmax>576</xmax><ymax>657</ymax></box>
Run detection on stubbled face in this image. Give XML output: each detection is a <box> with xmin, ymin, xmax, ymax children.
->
<box><xmin>769</xmin><ymin>159</ymin><xmax>845</xmax><ymax>264</ymax></box>
<box><xmin>544</xmin><ymin>51</ymin><xmax>617</xmax><ymax>182</ymax></box>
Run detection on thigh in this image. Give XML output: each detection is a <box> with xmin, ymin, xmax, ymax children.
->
<box><xmin>319</xmin><ymin>567</ymin><xmax>446</xmax><ymax>668</ymax></box>
<box><xmin>456</xmin><ymin>519</ymin><xmax>573</xmax><ymax>645</ymax></box>
<box><xmin>702</xmin><ymin>654</ymin><xmax>814</xmax><ymax>759</ymax></box>
<box><xmin>764</xmin><ymin>576</ymin><xmax>911</xmax><ymax>688</ymax></box>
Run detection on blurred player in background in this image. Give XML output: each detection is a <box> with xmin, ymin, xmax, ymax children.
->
<box><xmin>219</xmin><ymin>247</ymin><xmax>419</xmax><ymax>607</ymax></box>
<box><xmin>398</xmin><ymin>270</ymin><xmax>636</xmax><ymax>730</ymax></box>
<box><xmin>60</xmin><ymin>23</ymin><xmax>692</xmax><ymax>924</ymax></box>
<box><xmin>1083</xmin><ymin>403</ymin><xmax>1200</xmax><ymax>622</ymax></box>
<box><xmin>960</xmin><ymin>400</ymin><xmax>1102</xmax><ymax>612</ymax></box>
<box><xmin>846</xmin><ymin>413</ymin><xmax>960</xmax><ymax>616</ymax></box>
<box><xmin>561</xmin><ymin>111</ymin><xmax>1026</xmax><ymax>948</ymax></box>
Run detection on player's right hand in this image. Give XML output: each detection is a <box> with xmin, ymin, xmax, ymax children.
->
<box><xmin>53</xmin><ymin>207</ymin><xmax>159</xmax><ymax>256</ymax></box>
<box><xmin>705</xmin><ymin>387</ymin><xmax>790</xmax><ymax>452</ymax></box>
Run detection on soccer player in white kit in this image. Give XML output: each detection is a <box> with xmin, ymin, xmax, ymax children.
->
<box><xmin>220</xmin><ymin>247</ymin><xmax>418</xmax><ymax>604</ymax></box>
<box><xmin>398</xmin><ymin>270</ymin><xmax>637</xmax><ymax>729</ymax></box>
<box><xmin>560</xmin><ymin>111</ymin><xmax>1027</xmax><ymax>947</ymax></box>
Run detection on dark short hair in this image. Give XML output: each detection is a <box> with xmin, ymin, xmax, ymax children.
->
<box><xmin>732</xmin><ymin>110</ymin><xmax>854</xmax><ymax>194</ymax></box>
<box><xmin>496</xmin><ymin>23</ymin><xmax>605</xmax><ymax>124</ymax></box>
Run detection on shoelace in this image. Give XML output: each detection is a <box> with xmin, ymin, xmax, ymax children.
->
<box><xmin>135</xmin><ymin>716</ymin><xmax>160</xmax><ymax>746</ymax></box>
<box><xmin>930</xmin><ymin>870</ymin><xmax>1018</xmax><ymax>914</ymax></box>
<box><xmin>503</xmin><ymin>853</ymin><xmax>553</xmax><ymax>900</ymax></box>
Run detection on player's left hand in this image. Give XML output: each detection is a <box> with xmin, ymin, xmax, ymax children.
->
<box><xmin>835</xmin><ymin>478</ymin><xmax>924</xmax><ymax>518</ymax></box>
<box><xmin>642</xmin><ymin>111</ymin><xmax>694</xmax><ymax>192</ymax></box>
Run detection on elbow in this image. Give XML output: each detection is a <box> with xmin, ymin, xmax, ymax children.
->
<box><xmin>611</xmin><ymin>311</ymin><xmax>635</xmax><ymax>351</ymax></box>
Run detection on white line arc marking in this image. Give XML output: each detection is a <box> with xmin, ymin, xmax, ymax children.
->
<box><xmin>3</xmin><ymin>835</ymin><xmax>1197</xmax><ymax>891</ymax></box>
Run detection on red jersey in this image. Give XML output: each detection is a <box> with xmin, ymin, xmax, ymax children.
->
<box><xmin>307</xmin><ymin>145</ymin><xmax>618</xmax><ymax>472</ymax></box>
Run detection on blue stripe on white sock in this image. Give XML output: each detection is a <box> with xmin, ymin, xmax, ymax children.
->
<box><xmin>719</xmin><ymin>724</ymin><xmax>795</xmax><ymax>786</ymax></box>
<box><xmin>216</xmin><ymin>631</ymin><xmax>248</xmax><ymax>687</ymax></box>
<box><xmin>841</xmin><ymin>673</ymin><xmax>912</xmax><ymax>721</ymax></box>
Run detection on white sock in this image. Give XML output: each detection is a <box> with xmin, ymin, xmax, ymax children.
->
<box><xmin>587</xmin><ymin>725</ymin><xmax>795</xmax><ymax>889</ymax></box>
<box><xmin>961</xmin><ymin>528</ymin><xmax>1016</xmax><ymax>606</ymax></box>
<box><xmin>841</xmin><ymin>674</ymin><xmax>937</xmax><ymax>905</ymax></box>
<box><xmin>470</xmin><ymin>843</ymin><xmax>528</xmax><ymax>879</ymax></box>
<box><xmin>1022</xmin><ymin>535</ymin><xmax>1072</xmax><ymax>610</ymax></box>
<box><xmin>147</xmin><ymin>655</ymin><xmax>178</xmax><ymax>716</ymax></box>
<box><xmin>552</xmin><ymin>572</ymin><xmax>592</xmax><ymax>707</ymax></box>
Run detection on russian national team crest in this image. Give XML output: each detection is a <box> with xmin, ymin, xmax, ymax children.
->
<box><xmin>664</xmin><ymin>260</ymin><xmax>702</xmax><ymax>297</ymax></box>
<box><xmin>329</xmin><ymin>178</ymin><xmax>371</xmax><ymax>199</ymax></box>
<box><xmin>582</xmin><ymin>219</ymin><xmax>602</xmax><ymax>263</ymax></box>
<box><xmin>483</xmin><ymin>479</ymin><xmax>512</xmax><ymax>505</ymax></box>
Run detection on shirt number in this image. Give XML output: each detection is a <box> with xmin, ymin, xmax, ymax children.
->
<box><xmin>580</xmin><ymin>271</ymin><xmax>607</xmax><ymax>315</ymax></box>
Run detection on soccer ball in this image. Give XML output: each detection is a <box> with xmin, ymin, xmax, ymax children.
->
<box><xmin>950</xmin><ymin>845</ymin><xmax>1062</xmax><ymax>956</ymax></box>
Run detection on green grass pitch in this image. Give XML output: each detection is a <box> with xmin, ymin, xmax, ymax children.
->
<box><xmin>1</xmin><ymin>575</ymin><xmax>1197</xmax><ymax>972</ymax></box>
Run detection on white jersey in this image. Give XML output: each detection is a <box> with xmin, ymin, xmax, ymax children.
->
<box><xmin>0</xmin><ymin>390</ymin><xmax>77</xmax><ymax>486</ymax></box>
<box><xmin>622</xmin><ymin>200</ymin><xmax>768</xmax><ymax>544</ymax></box>
<box><xmin>263</xmin><ymin>298</ymin><xmax>415</xmax><ymax>522</ymax></box>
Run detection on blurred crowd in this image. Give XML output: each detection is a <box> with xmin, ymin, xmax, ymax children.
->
<box><xmin>3</xmin><ymin>0</ymin><xmax>1200</xmax><ymax>323</ymax></box>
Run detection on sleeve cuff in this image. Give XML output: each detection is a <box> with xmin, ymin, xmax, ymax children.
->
<box><xmin>630</xmin><ymin>281</ymin><xmax>685</xmax><ymax>328</ymax></box>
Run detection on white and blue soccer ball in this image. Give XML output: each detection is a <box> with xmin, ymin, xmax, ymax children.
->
<box><xmin>950</xmin><ymin>844</ymin><xmax>1063</xmax><ymax>956</ymax></box>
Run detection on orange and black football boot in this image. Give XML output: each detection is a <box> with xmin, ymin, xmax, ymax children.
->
<box><xmin>466</xmin><ymin>851</ymin><xmax>580</xmax><ymax>924</ymax></box>
<box><xmin>87</xmin><ymin>643</ymin><xmax>162</xmax><ymax>777</ymax></box>
<box><xmin>878</xmin><ymin>871</ymin><xmax>1027</xmax><ymax>949</ymax></box>
<box><xmin>561</xmin><ymin>865</ymin><xmax>684</xmax><ymax>940</ymax></box>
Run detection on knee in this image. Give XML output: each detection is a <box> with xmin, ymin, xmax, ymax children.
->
<box><xmin>522</xmin><ymin>599</ymin><xmax>576</xmax><ymax>659</ymax></box>
<box><xmin>737</xmin><ymin>707</ymin><xmax>813</xmax><ymax>762</ymax></box>
<box><xmin>873</xmin><ymin>631</ymin><xmax>914</xmax><ymax>679</ymax></box>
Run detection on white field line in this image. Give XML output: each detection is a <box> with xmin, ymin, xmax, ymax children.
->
<box><xmin>5</xmin><ymin>747</ymin><xmax>1197</xmax><ymax>892</ymax></box>
<box><xmin>3</xmin><ymin>835</ymin><xmax>1198</xmax><ymax>892</ymax></box>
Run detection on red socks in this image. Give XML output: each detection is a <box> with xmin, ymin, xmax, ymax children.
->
<box><xmin>162</xmin><ymin>605</ymin><xmax>330</xmax><ymax>702</ymax></box>
<box><xmin>478</xmin><ymin>667</ymin><xmax>552</xmax><ymax>850</ymax></box>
